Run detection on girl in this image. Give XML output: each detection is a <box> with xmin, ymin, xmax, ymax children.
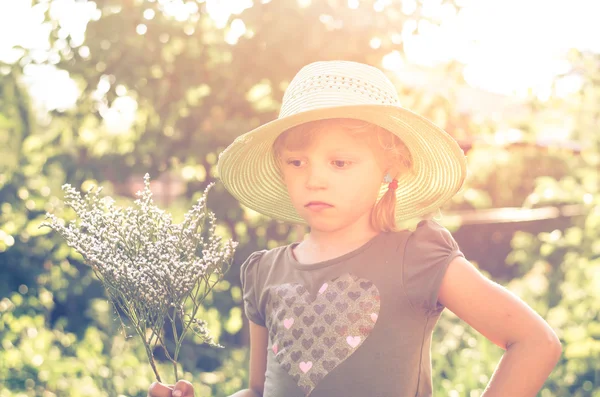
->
<box><xmin>149</xmin><ymin>61</ymin><xmax>561</xmax><ymax>397</ymax></box>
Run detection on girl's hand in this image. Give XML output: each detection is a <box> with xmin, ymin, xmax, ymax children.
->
<box><xmin>148</xmin><ymin>380</ymin><xmax>195</xmax><ymax>397</ymax></box>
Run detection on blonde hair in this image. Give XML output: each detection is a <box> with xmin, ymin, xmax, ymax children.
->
<box><xmin>272</xmin><ymin>118</ymin><xmax>414</xmax><ymax>232</ymax></box>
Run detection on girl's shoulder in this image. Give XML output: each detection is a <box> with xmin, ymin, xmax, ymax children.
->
<box><xmin>239</xmin><ymin>244</ymin><xmax>291</xmax><ymax>326</ymax></box>
<box><xmin>406</xmin><ymin>219</ymin><xmax>457</xmax><ymax>248</ymax></box>
<box><xmin>239</xmin><ymin>245</ymin><xmax>288</xmax><ymax>327</ymax></box>
<box><xmin>385</xmin><ymin>219</ymin><xmax>457</xmax><ymax>253</ymax></box>
<box><xmin>240</xmin><ymin>242</ymin><xmax>291</xmax><ymax>273</ymax></box>
<box><xmin>402</xmin><ymin>219</ymin><xmax>464</xmax><ymax>316</ymax></box>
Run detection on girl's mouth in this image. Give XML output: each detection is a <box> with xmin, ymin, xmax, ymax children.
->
<box><xmin>305</xmin><ymin>201</ymin><xmax>333</xmax><ymax>211</ymax></box>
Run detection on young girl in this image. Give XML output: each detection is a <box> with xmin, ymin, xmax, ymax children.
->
<box><xmin>149</xmin><ymin>61</ymin><xmax>561</xmax><ymax>397</ymax></box>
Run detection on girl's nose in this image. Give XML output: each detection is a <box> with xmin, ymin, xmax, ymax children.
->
<box><xmin>305</xmin><ymin>167</ymin><xmax>327</xmax><ymax>190</ymax></box>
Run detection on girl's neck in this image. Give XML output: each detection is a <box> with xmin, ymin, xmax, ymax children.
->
<box><xmin>306</xmin><ymin>228</ymin><xmax>379</xmax><ymax>249</ymax></box>
<box><xmin>299</xmin><ymin>216</ymin><xmax>381</xmax><ymax>262</ymax></box>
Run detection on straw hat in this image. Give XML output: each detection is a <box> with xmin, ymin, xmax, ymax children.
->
<box><xmin>217</xmin><ymin>60</ymin><xmax>467</xmax><ymax>225</ymax></box>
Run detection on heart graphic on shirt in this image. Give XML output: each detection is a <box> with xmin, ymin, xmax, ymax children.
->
<box><xmin>266</xmin><ymin>273</ymin><xmax>380</xmax><ymax>396</ymax></box>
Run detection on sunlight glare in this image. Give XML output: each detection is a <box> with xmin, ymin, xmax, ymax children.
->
<box><xmin>421</xmin><ymin>0</ymin><xmax>443</xmax><ymax>19</ymax></box>
<box><xmin>396</xmin><ymin>0</ymin><xmax>600</xmax><ymax>97</ymax></box>
<box><xmin>401</xmin><ymin>0</ymin><xmax>417</xmax><ymax>15</ymax></box>
<box><xmin>143</xmin><ymin>9</ymin><xmax>156</xmax><ymax>20</ymax></box>
<box><xmin>0</xmin><ymin>0</ymin><xmax>599</xmax><ymax>116</ymax></box>
<box><xmin>554</xmin><ymin>75</ymin><xmax>584</xmax><ymax>98</ymax></box>
<box><xmin>48</xmin><ymin>0</ymin><xmax>96</xmax><ymax>47</ymax></box>
<box><xmin>116</xmin><ymin>85</ymin><xmax>128</xmax><ymax>96</ymax></box>
<box><xmin>0</xmin><ymin>1</ymin><xmax>50</xmax><ymax>63</ymax></box>
<box><xmin>206</xmin><ymin>0</ymin><xmax>253</xmax><ymax>28</ymax></box>
<box><xmin>136</xmin><ymin>24</ymin><xmax>148</xmax><ymax>35</ymax></box>
<box><xmin>373</xmin><ymin>0</ymin><xmax>386</xmax><ymax>12</ymax></box>
<box><xmin>101</xmin><ymin>96</ymin><xmax>139</xmax><ymax>135</ymax></box>
<box><xmin>225</xmin><ymin>18</ymin><xmax>247</xmax><ymax>45</ymax></box>
<box><xmin>369</xmin><ymin>37</ymin><xmax>382</xmax><ymax>49</ymax></box>
<box><xmin>160</xmin><ymin>0</ymin><xmax>199</xmax><ymax>22</ymax></box>
<box><xmin>21</xmin><ymin>64</ymin><xmax>79</xmax><ymax>112</ymax></box>
<box><xmin>382</xmin><ymin>51</ymin><xmax>404</xmax><ymax>71</ymax></box>
<box><xmin>78</xmin><ymin>46</ymin><xmax>90</xmax><ymax>59</ymax></box>
<box><xmin>95</xmin><ymin>76</ymin><xmax>111</xmax><ymax>98</ymax></box>
<box><xmin>542</xmin><ymin>188</ymin><xmax>555</xmax><ymax>200</ymax></box>
<box><xmin>493</xmin><ymin>128</ymin><xmax>523</xmax><ymax>145</ymax></box>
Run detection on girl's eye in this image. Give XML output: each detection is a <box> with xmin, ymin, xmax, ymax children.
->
<box><xmin>332</xmin><ymin>160</ymin><xmax>352</xmax><ymax>168</ymax></box>
<box><xmin>286</xmin><ymin>159</ymin><xmax>304</xmax><ymax>167</ymax></box>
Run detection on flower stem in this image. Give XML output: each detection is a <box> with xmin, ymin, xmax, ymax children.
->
<box><xmin>170</xmin><ymin>309</ymin><xmax>181</xmax><ymax>382</ymax></box>
<box><xmin>173</xmin><ymin>358</ymin><xmax>179</xmax><ymax>382</ymax></box>
<box><xmin>145</xmin><ymin>344</ymin><xmax>162</xmax><ymax>383</ymax></box>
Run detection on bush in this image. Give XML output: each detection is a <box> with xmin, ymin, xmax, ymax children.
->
<box><xmin>0</xmin><ymin>287</ymin><xmax>215</xmax><ymax>397</ymax></box>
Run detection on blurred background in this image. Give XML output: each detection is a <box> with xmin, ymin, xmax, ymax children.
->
<box><xmin>0</xmin><ymin>0</ymin><xmax>599</xmax><ymax>396</ymax></box>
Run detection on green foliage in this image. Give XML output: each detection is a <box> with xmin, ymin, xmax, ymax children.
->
<box><xmin>0</xmin><ymin>286</ymin><xmax>204</xmax><ymax>397</ymax></box>
<box><xmin>430</xmin><ymin>51</ymin><xmax>600</xmax><ymax>397</ymax></box>
<box><xmin>451</xmin><ymin>145</ymin><xmax>576</xmax><ymax>210</ymax></box>
<box><xmin>1</xmin><ymin>1</ymin><xmax>599</xmax><ymax>396</ymax></box>
<box><xmin>0</xmin><ymin>283</ymin><xmax>252</xmax><ymax>396</ymax></box>
<box><xmin>432</xmin><ymin>308</ymin><xmax>503</xmax><ymax>396</ymax></box>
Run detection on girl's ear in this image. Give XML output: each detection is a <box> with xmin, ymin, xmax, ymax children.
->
<box><xmin>383</xmin><ymin>165</ymin><xmax>401</xmax><ymax>180</ymax></box>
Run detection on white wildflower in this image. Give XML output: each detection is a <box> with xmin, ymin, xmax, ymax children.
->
<box><xmin>40</xmin><ymin>173</ymin><xmax>238</xmax><ymax>384</ymax></box>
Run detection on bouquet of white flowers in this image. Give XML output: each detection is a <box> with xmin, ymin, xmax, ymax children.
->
<box><xmin>40</xmin><ymin>173</ymin><xmax>238</xmax><ymax>384</ymax></box>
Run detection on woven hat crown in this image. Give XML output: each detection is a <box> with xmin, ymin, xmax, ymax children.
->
<box><xmin>280</xmin><ymin>61</ymin><xmax>401</xmax><ymax>119</ymax></box>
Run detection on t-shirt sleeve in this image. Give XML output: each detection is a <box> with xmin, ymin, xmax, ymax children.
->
<box><xmin>240</xmin><ymin>250</ymin><xmax>267</xmax><ymax>327</ymax></box>
<box><xmin>402</xmin><ymin>219</ymin><xmax>465</xmax><ymax>317</ymax></box>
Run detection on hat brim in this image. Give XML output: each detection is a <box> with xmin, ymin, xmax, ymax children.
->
<box><xmin>217</xmin><ymin>104</ymin><xmax>468</xmax><ymax>225</ymax></box>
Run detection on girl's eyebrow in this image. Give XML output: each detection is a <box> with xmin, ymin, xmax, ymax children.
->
<box><xmin>280</xmin><ymin>147</ymin><xmax>363</xmax><ymax>156</ymax></box>
<box><xmin>282</xmin><ymin>151</ymin><xmax>360</xmax><ymax>157</ymax></box>
<box><xmin>328</xmin><ymin>149</ymin><xmax>360</xmax><ymax>155</ymax></box>
<box><xmin>323</xmin><ymin>149</ymin><xmax>363</xmax><ymax>158</ymax></box>
<box><xmin>280</xmin><ymin>150</ymin><xmax>305</xmax><ymax>156</ymax></box>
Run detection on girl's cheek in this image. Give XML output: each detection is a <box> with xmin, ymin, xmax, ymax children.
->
<box><xmin>283</xmin><ymin>172</ymin><xmax>302</xmax><ymax>189</ymax></box>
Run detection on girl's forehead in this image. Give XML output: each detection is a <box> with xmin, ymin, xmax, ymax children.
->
<box><xmin>289</xmin><ymin>127</ymin><xmax>367</xmax><ymax>152</ymax></box>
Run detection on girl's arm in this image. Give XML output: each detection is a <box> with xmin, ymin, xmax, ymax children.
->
<box><xmin>230</xmin><ymin>321</ymin><xmax>268</xmax><ymax>397</ymax></box>
<box><xmin>438</xmin><ymin>257</ymin><xmax>562</xmax><ymax>397</ymax></box>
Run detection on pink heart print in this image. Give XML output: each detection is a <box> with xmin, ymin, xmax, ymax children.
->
<box><xmin>299</xmin><ymin>361</ymin><xmax>313</xmax><ymax>373</ymax></box>
<box><xmin>318</xmin><ymin>283</ymin><xmax>328</xmax><ymax>294</ymax></box>
<box><xmin>346</xmin><ymin>335</ymin><xmax>361</xmax><ymax>348</ymax></box>
<box><xmin>284</xmin><ymin>318</ymin><xmax>295</xmax><ymax>329</ymax></box>
<box><xmin>267</xmin><ymin>273</ymin><xmax>381</xmax><ymax>396</ymax></box>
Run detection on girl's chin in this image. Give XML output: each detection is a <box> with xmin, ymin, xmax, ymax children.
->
<box><xmin>300</xmin><ymin>215</ymin><xmax>336</xmax><ymax>229</ymax></box>
<box><xmin>300</xmin><ymin>210</ymin><xmax>374</xmax><ymax>234</ymax></box>
<box><xmin>303</xmin><ymin>217</ymin><xmax>350</xmax><ymax>234</ymax></box>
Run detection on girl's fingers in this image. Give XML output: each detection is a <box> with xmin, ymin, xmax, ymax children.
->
<box><xmin>148</xmin><ymin>382</ymin><xmax>175</xmax><ymax>397</ymax></box>
<box><xmin>172</xmin><ymin>380</ymin><xmax>195</xmax><ymax>397</ymax></box>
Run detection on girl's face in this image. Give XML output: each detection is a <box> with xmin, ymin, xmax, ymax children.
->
<box><xmin>279</xmin><ymin>124</ymin><xmax>386</xmax><ymax>233</ymax></box>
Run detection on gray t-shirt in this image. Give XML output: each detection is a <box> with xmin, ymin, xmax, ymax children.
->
<box><xmin>240</xmin><ymin>220</ymin><xmax>464</xmax><ymax>397</ymax></box>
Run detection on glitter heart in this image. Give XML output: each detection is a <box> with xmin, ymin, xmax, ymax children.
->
<box><xmin>346</xmin><ymin>335</ymin><xmax>361</xmax><ymax>348</ymax></box>
<box><xmin>283</xmin><ymin>318</ymin><xmax>294</xmax><ymax>329</ymax></box>
<box><xmin>318</xmin><ymin>283</ymin><xmax>328</xmax><ymax>294</ymax></box>
<box><xmin>299</xmin><ymin>361</ymin><xmax>313</xmax><ymax>373</ymax></box>
<box><xmin>270</xmin><ymin>273</ymin><xmax>380</xmax><ymax>396</ymax></box>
